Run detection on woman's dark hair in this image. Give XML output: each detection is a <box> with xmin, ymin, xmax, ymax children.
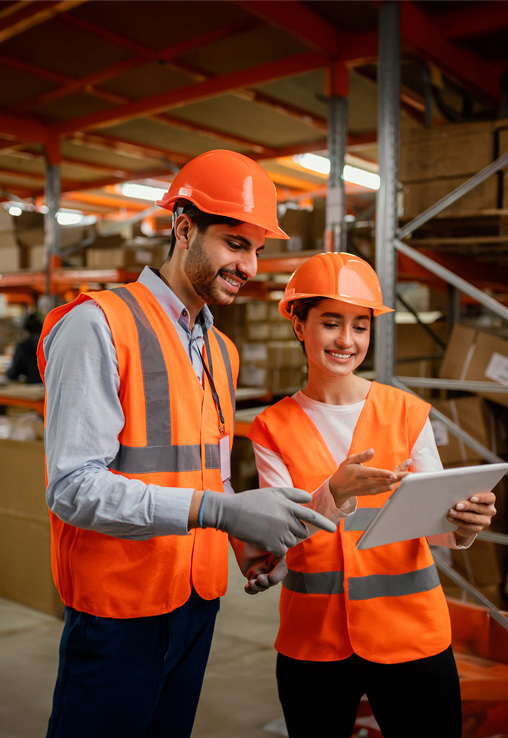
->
<box><xmin>166</xmin><ymin>200</ymin><xmax>242</xmax><ymax>258</ymax></box>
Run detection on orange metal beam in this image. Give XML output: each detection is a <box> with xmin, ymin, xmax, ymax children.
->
<box><xmin>68</xmin><ymin>131</ymin><xmax>188</xmax><ymax>163</ymax></box>
<box><xmin>63</xmin><ymin>191</ymin><xmax>150</xmax><ymax>211</ymax></box>
<box><xmin>0</xmin><ymin>0</ymin><xmax>87</xmax><ymax>44</ymax></box>
<box><xmin>0</xmin><ymin>112</ymin><xmax>48</xmax><ymax>145</ymax></box>
<box><xmin>400</xmin><ymin>1</ymin><xmax>501</xmax><ymax>107</ymax></box>
<box><xmin>235</xmin><ymin>0</ymin><xmax>344</xmax><ymax>57</ymax></box>
<box><xmin>50</xmin><ymin>51</ymin><xmax>327</xmax><ymax>134</ymax></box>
<box><xmin>440</xmin><ymin>1</ymin><xmax>508</xmax><ymax>41</ymax></box>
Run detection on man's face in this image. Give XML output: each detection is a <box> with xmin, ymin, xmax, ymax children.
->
<box><xmin>184</xmin><ymin>221</ymin><xmax>265</xmax><ymax>306</ymax></box>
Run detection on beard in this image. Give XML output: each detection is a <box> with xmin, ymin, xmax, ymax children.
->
<box><xmin>184</xmin><ymin>232</ymin><xmax>243</xmax><ymax>306</ymax></box>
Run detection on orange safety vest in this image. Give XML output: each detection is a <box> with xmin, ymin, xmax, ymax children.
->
<box><xmin>248</xmin><ymin>382</ymin><xmax>452</xmax><ymax>664</ymax></box>
<box><xmin>38</xmin><ymin>280</ymin><xmax>238</xmax><ymax>619</ymax></box>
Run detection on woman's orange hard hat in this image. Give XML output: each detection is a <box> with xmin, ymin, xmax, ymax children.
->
<box><xmin>279</xmin><ymin>251</ymin><xmax>393</xmax><ymax>319</ymax></box>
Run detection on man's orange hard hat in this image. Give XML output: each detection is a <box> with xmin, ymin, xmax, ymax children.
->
<box><xmin>279</xmin><ymin>252</ymin><xmax>393</xmax><ymax>319</ymax></box>
<box><xmin>156</xmin><ymin>149</ymin><xmax>288</xmax><ymax>240</ymax></box>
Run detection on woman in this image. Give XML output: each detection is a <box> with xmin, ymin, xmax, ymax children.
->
<box><xmin>247</xmin><ymin>252</ymin><xmax>496</xmax><ymax>738</ymax></box>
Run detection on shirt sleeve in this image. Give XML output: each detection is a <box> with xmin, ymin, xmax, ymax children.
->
<box><xmin>252</xmin><ymin>440</ymin><xmax>355</xmax><ymax>527</ymax></box>
<box><xmin>43</xmin><ymin>301</ymin><xmax>195</xmax><ymax>540</ymax></box>
<box><xmin>411</xmin><ymin>418</ymin><xmax>475</xmax><ymax>550</ymax></box>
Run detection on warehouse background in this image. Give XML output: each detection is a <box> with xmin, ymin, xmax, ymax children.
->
<box><xmin>0</xmin><ymin>1</ymin><xmax>508</xmax><ymax>736</ymax></box>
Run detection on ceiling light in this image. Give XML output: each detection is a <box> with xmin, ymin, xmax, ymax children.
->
<box><xmin>119</xmin><ymin>183</ymin><xmax>167</xmax><ymax>201</ymax></box>
<box><xmin>8</xmin><ymin>206</ymin><xmax>22</xmax><ymax>216</ymax></box>
<box><xmin>294</xmin><ymin>154</ymin><xmax>380</xmax><ymax>191</ymax></box>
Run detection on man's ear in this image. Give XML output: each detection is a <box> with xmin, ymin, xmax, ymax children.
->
<box><xmin>173</xmin><ymin>214</ymin><xmax>193</xmax><ymax>250</ymax></box>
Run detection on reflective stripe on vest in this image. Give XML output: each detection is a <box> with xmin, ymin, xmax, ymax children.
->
<box><xmin>108</xmin><ymin>287</ymin><xmax>233</xmax><ymax>475</ymax></box>
<box><xmin>285</xmin><ymin>563</ymin><xmax>440</xmax><ymax>600</ymax></box>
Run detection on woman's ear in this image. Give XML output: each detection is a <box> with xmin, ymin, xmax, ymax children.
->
<box><xmin>292</xmin><ymin>314</ymin><xmax>304</xmax><ymax>341</ymax></box>
<box><xmin>173</xmin><ymin>214</ymin><xmax>193</xmax><ymax>250</ymax></box>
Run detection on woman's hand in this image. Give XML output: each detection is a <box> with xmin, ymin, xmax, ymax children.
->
<box><xmin>447</xmin><ymin>491</ymin><xmax>497</xmax><ymax>543</ymax></box>
<box><xmin>329</xmin><ymin>448</ymin><xmax>411</xmax><ymax>509</ymax></box>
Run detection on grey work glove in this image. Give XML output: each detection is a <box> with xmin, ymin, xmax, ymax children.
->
<box><xmin>229</xmin><ymin>536</ymin><xmax>284</xmax><ymax>589</ymax></box>
<box><xmin>246</xmin><ymin>558</ymin><xmax>288</xmax><ymax>595</ymax></box>
<box><xmin>200</xmin><ymin>487</ymin><xmax>336</xmax><ymax>557</ymax></box>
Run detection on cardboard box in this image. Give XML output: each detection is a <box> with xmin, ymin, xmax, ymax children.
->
<box><xmin>399</xmin><ymin>120</ymin><xmax>495</xmax><ymax>183</ymax></box>
<box><xmin>430</xmin><ymin>396</ymin><xmax>490</xmax><ymax>466</ymax></box>
<box><xmin>440</xmin><ymin>323</ymin><xmax>508</xmax><ymax>409</ymax></box>
<box><xmin>401</xmin><ymin>176</ymin><xmax>498</xmax><ymax>219</ymax></box>
<box><xmin>0</xmin><ymin>245</ymin><xmax>20</xmax><ymax>271</ymax></box>
<box><xmin>0</xmin><ymin>439</ymin><xmax>63</xmax><ymax>617</ymax></box>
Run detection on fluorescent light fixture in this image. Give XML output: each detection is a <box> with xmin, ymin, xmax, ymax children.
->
<box><xmin>56</xmin><ymin>210</ymin><xmax>96</xmax><ymax>226</ymax></box>
<box><xmin>294</xmin><ymin>154</ymin><xmax>380</xmax><ymax>191</ymax></box>
<box><xmin>8</xmin><ymin>206</ymin><xmax>22</xmax><ymax>216</ymax></box>
<box><xmin>119</xmin><ymin>183</ymin><xmax>167</xmax><ymax>201</ymax></box>
<box><xmin>343</xmin><ymin>165</ymin><xmax>380</xmax><ymax>191</ymax></box>
<box><xmin>294</xmin><ymin>153</ymin><xmax>330</xmax><ymax>175</ymax></box>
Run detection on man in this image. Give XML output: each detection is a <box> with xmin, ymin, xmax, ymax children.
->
<box><xmin>38</xmin><ymin>149</ymin><xmax>336</xmax><ymax>738</ymax></box>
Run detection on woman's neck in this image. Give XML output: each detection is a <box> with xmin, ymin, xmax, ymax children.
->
<box><xmin>302</xmin><ymin>372</ymin><xmax>371</xmax><ymax>405</ymax></box>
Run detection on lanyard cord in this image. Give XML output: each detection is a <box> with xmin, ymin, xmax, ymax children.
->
<box><xmin>200</xmin><ymin>330</ymin><xmax>226</xmax><ymax>431</ymax></box>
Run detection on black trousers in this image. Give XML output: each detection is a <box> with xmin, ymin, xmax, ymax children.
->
<box><xmin>276</xmin><ymin>646</ymin><xmax>462</xmax><ymax>738</ymax></box>
<box><xmin>46</xmin><ymin>590</ymin><xmax>220</xmax><ymax>738</ymax></box>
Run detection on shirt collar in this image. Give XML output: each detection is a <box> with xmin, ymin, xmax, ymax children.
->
<box><xmin>138</xmin><ymin>266</ymin><xmax>214</xmax><ymax>334</ymax></box>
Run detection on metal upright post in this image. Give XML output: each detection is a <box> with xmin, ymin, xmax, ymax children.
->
<box><xmin>375</xmin><ymin>1</ymin><xmax>400</xmax><ymax>384</ymax></box>
<box><xmin>44</xmin><ymin>136</ymin><xmax>61</xmax><ymax>305</ymax></box>
<box><xmin>326</xmin><ymin>62</ymin><xmax>349</xmax><ymax>253</ymax></box>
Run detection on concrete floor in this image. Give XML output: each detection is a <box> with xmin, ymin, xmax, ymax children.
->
<box><xmin>0</xmin><ymin>549</ymin><xmax>287</xmax><ymax>738</ymax></box>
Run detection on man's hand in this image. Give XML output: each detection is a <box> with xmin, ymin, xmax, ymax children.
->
<box><xmin>229</xmin><ymin>538</ymin><xmax>286</xmax><ymax>594</ymax></box>
<box><xmin>329</xmin><ymin>448</ymin><xmax>411</xmax><ymax>508</ymax></box>
<box><xmin>199</xmin><ymin>487</ymin><xmax>337</xmax><ymax>558</ymax></box>
<box><xmin>447</xmin><ymin>491</ymin><xmax>497</xmax><ymax>543</ymax></box>
<box><xmin>245</xmin><ymin>558</ymin><xmax>288</xmax><ymax>595</ymax></box>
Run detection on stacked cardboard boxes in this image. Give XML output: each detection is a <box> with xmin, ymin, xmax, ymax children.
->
<box><xmin>211</xmin><ymin>300</ymin><xmax>306</xmax><ymax>393</ymax></box>
<box><xmin>263</xmin><ymin>199</ymin><xmax>326</xmax><ymax>255</ymax></box>
<box><xmin>0</xmin><ymin>438</ymin><xmax>63</xmax><ymax>618</ymax></box>
<box><xmin>399</xmin><ymin>120</ymin><xmax>502</xmax><ymax>219</ymax></box>
<box><xmin>0</xmin><ymin>208</ymin><xmax>21</xmax><ymax>271</ymax></box>
<box><xmin>436</xmin><ymin>321</ymin><xmax>508</xmax><ymax>608</ymax></box>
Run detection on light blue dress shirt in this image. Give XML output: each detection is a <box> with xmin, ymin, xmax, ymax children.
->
<box><xmin>43</xmin><ymin>266</ymin><xmax>231</xmax><ymax>540</ymax></box>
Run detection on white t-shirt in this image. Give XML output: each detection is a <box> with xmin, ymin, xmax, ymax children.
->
<box><xmin>252</xmin><ymin>389</ymin><xmax>473</xmax><ymax>549</ymax></box>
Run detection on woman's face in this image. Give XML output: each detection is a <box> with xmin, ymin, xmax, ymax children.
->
<box><xmin>293</xmin><ymin>298</ymin><xmax>371</xmax><ymax>379</ymax></box>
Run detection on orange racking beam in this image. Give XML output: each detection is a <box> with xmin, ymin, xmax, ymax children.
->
<box><xmin>0</xmin><ymin>112</ymin><xmax>48</xmax><ymax>145</ymax></box>
<box><xmin>235</xmin><ymin>0</ymin><xmax>344</xmax><ymax>57</ymax></box>
<box><xmin>0</xmin><ymin>1</ymin><xmax>86</xmax><ymax>43</ymax></box>
<box><xmin>440</xmin><ymin>1</ymin><xmax>508</xmax><ymax>41</ymax></box>
<box><xmin>50</xmin><ymin>51</ymin><xmax>328</xmax><ymax>135</ymax></box>
<box><xmin>400</xmin><ymin>1</ymin><xmax>501</xmax><ymax>108</ymax></box>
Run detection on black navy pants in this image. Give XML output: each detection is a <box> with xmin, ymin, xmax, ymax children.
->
<box><xmin>277</xmin><ymin>645</ymin><xmax>462</xmax><ymax>738</ymax></box>
<box><xmin>46</xmin><ymin>589</ymin><xmax>220</xmax><ymax>738</ymax></box>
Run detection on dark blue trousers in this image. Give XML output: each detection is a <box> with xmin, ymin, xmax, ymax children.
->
<box><xmin>46</xmin><ymin>589</ymin><xmax>220</xmax><ymax>738</ymax></box>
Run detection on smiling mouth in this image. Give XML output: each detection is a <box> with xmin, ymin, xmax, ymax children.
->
<box><xmin>219</xmin><ymin>271</ymin><xmax>245</xmax><ymax>289</ymax></box>
<box><xmin>327</xmin><ymin>350</ymin><xmax>355</xmax><ymax>360</ymax></box>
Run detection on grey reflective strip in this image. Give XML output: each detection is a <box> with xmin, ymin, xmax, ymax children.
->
<box><xmin>283</xmin><ymin>564</ymin><xmax>440</xmax><ymax>600</ymax></box>
<box><xmin>114</xmin><ymin>287</ymin><xmax>170</xmax><ymax>446</ymax></box>
<box><xmin>108</xmin><ymin>442</ymin><xmax>220</xmax><ymax>474</ymax></box>
<box><xmin>343</xmin><ymin>508</ymin><xmax>378</xmax><ymax>532</ymax></box>
<box><xmin>109</xmin><ymin>443</ymin><xmax>199</xmax><ymax>473</ymax></box>
<box><xmin>284</xmin><ymin>569</ymin><xmax>344</xmax><ymax>595</ymax></box>
<box><xmin>211</xmin><ymin>327</ymin><xmax>236</xmax><ymax>413</ymax></box>
<box><xmin>348</xmin><ymin>564</ymin><xmax>440</xmax><ymax>601</ymax></box>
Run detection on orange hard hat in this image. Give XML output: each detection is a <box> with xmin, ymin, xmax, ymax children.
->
<box><xmin>279</xmin><ymin>252</ymin><xmax>393</xmax><ymax>319</ymax></box>
<box><xmin>156</xmin><ymin>149</ymin><xmax>288</xmax><ymax>240</ymax></box>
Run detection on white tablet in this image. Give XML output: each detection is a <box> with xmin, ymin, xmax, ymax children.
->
<box><xmin>356</xmin><ymin>462</ymin><xmax>508</xmax><ymax>551</ymax></box>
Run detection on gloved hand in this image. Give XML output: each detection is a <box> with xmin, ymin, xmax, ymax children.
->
<box><xmin>200</xmin><ymin>487</ymin><xmax>337</xmax><ymax>557</ymax></box>
<box><xmin>245</xmin><ymin>558</ymin><xmax>288</xmax><ymax>595</ymax></box>
<box><xmin>229</xmin><ymin>537</ymin><xmax>287</xmax><ymax>595</ymax></box>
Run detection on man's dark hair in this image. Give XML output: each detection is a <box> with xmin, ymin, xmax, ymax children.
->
<box><xmin>166</xmin><ymin>200</ymin><xmax>242</xmax><ymax>259</ymax></box>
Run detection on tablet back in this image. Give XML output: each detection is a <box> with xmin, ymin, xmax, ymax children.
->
<box><xmin>356</xmin><ymin>462</ymin><xmax>508</xmax><ymax>550</ymax></box>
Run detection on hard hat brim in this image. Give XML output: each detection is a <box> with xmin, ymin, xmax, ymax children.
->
<box><xmin>155</xmin><ymin>194</ymin><xmax>289</xmax><ymax>240</ymax></box>
<box><xmin>279</xmin><ymin>292</ymin><xmax>394</xmax><ymax>319</ymax></box>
